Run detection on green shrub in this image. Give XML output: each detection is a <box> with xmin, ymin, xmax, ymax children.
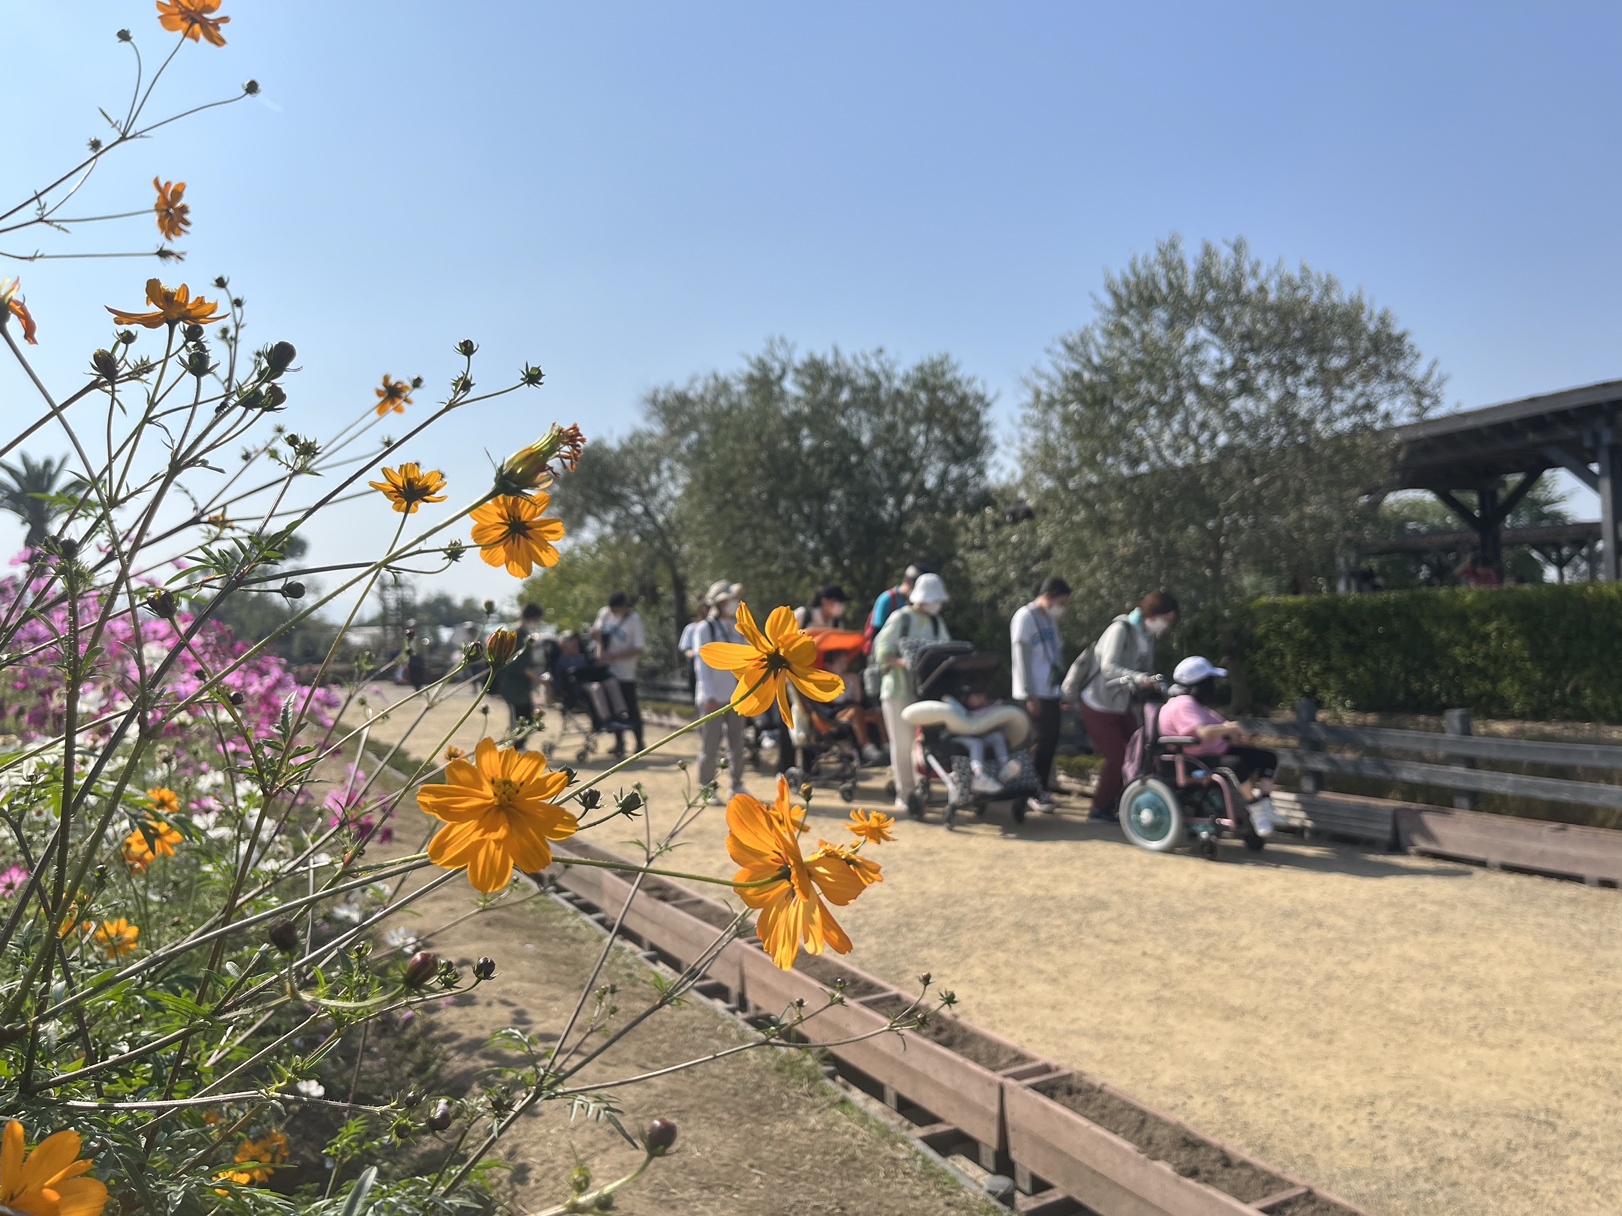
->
<box><xmin>1243</xmin><ymin>584</ymin><xmax>1622</xmax><ymax>721</ymax></box>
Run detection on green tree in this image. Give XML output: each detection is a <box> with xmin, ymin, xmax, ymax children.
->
<box><xmin>1018</xmin><ymin>235</ymin><xmax>1444</xmax><ymax>702</ymax></box>
<box><xmin>650</xmin><ymin>341</ymin><xmax>995</xmax><ymax>614</ymax></box>
<box><xmin>0</xmin><ymin>452</ymin><xmax>83</xmax><ymax>547</ymax></box>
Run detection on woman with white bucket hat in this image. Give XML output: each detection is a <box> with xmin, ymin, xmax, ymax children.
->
<box><xmin>872</xmin><ymin>572</ymin><xmax>952</xmax><ymax>811</ymax></box>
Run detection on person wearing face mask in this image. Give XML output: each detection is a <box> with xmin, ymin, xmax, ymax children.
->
<box><xmin>1079</xmin><ymin>590</ymin><xmax>1179</xmax><ymax>822</ymax></box>
<box><xmin>694</xmin><ymin>579</ymin><xmax>750</xmax><ymax>805</ymax></box>
<box><xmin>1159</xmin><ymin>656</ymin><xmax>1280</xmax><ymax>835</ymax></box>
<box><xmin>873</xmin><ymin>571</ymin><xmax>951</xmax><ymax>811</ymax></box>
<box><xmin>1010</xmin><ymin>576</ymin><xmax>1071</xmax><ymax>812</ymax></box>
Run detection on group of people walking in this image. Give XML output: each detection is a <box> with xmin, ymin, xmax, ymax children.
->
<box><xmin>497</xmin><ymin>564</ymin><xmax>1273</xmax><ymax>830</ymax></box>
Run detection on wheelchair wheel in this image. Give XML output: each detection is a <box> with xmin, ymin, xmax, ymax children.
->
<box><xmin>838</xmin><ymin>781</ymin><xmax>856</xmax><ymax>803</ymax></box>
<box><xmin>1119</xmin><ymin>777</ymin><xmax>1183</xmax><ymax>852</ymax></box>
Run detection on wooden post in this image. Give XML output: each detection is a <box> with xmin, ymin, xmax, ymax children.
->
<box><xmin>1599</xmin><ymin>424</ymin><xmax>1620</xmax><ymax>582</ymax></box>
<box><xmin>1444</xmin><ymin>707</ymin><xmax>1476</xmax><ymax>811</ymax></box>
<box><xmin>1295</xmin><ymin>698</ymin><xmax>1321</xmax><ymax>796</ymax></box>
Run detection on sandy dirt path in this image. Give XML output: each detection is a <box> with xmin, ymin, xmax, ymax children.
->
<box><xmin>354</xmin><ymin>688</ymin><xmax>1622</xmax><ymax>1216</ymax></box>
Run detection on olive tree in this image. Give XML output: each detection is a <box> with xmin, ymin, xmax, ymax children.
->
<box><xmin>1018</xmin><ymin>236</ymin><xmax>1444</xmax><ymax>701</ymax></box>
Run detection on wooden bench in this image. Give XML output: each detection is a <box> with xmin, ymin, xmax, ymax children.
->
<box><xmin>1239</xmin><ymin>701</ymin><xmax>1622</xmax><ymax>884</ymax></box>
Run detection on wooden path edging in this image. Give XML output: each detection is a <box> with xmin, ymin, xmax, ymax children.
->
<box><xmin>545</xmin><ymin>842</ymin><xmax>1375</xmax><ymax>1216</ymax></box>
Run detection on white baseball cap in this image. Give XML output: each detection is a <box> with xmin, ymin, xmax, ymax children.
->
<box><xmin>1173</xmin><ymin>656</ymin><xmax>1227</xmax><ymax>685</ymax></box>
<box><xmin>909</xmin><ymin>572</ymin><xmax>949</xmax><ymax>605</ymax></box>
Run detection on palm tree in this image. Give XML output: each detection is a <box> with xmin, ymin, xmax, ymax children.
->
<box><xmin>0</xmin><ymin>453</ymin><xmax>82</xmax><ymax>547</ymax></box>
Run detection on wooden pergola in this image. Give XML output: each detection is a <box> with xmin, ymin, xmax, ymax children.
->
<box><xmin>1390</xmin><ymin>377</ymin><xmax>1622</xmax><ymax>579</ymax></box>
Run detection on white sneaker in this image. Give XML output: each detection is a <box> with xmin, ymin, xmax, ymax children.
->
<box><xmin>970</xmin><ymin>772</ymin><xmax>1004</xmax><ymax>796</ymax></box>
<box><xmin>1247</xmin><ymin>796</ymin><xmax>1276</xmax><ymax>837</ymax></box>
<box><xmin>861</xmin><ymin>744</ymin><xmax>885</xmax><ymax>765</ymax></box>
<box><xmin>999</xmin><ymin>758</ymin><xmax>1022</xmax><ymax>783</ymax></box>
<box><xmin>894</xmin><ymin>799</ymin><xmax>912</xmax><ymax>813</ymax></box>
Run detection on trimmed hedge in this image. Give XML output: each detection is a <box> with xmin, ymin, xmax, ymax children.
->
<box><xmin>1243</xmin><ymin>583</ymin><xmax>1622</xmax><ymax>722</ymax></box>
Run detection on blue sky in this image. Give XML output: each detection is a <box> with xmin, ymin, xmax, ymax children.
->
<box><xmin>4</xmin><ymin>2</ymin><xmax>1621</xmax><ymax>606</ymax></box>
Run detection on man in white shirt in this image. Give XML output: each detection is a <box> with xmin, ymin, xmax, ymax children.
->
<box><xmin>1010</xmin><ymin>576</ymin><xmax>1071</xmax><ymax>812</ymax></box>
<box><xmin>591</xmin><ymin>591</ymin><xmax>646</xmax><ymax>755</ymax></box>
<box><xmin>693</xmin><ymin>579</ymin><xmax>749</xmax><ymax>804</ymax></box>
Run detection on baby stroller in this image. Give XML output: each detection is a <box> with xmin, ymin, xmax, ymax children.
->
<box><xmin>782</xmin><ymin>629</ymin><xmax>873</xmax><ymax>803</ymax></box>
<box><xmin>899</xmin><ymin>641</ymin><xmax>1040</xmax><ymax>829</ymax></box>
<box><xmin>1116</xmin><ymin>691</ymin><xmax>1265</xmax><ymax>858</ymax></box>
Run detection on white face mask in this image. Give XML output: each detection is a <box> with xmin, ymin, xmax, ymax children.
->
<box><xmin>721</xmin><ymin>601</ymin><xmax>739</xmax><ymax>620</ymax></box>
<box><xmin>918</xmin><ymin>600</ymin><xmax>943</xmax><ymax>617</ymax></box>
<box><xmin>1145</xmin><ymin>615</ymin><xmax>1171</xmax><ymax>637</ymax></box>
<box><xmin>1044</xmin><ymin>602</ymin><xmax>1067</xmax><ymax>621</ymax></box>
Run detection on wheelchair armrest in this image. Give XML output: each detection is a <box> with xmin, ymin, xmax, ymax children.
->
<box><xmin>1156</xmin><ymin>735</ymin><xmax>1198</xmax><ymax>747</ymax></box>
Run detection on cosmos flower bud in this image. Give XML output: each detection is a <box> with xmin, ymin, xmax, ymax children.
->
<box><xmin>616</xmin><ymin>790</ymin><xmax>643</xmax><ymax>815</ymax></box>
<box><xmin>117</xmin><ymin>28</ymin><xmax>132</xmax><ymax>42</ymax></box>
<box><xmin>456</xmin><ymin>339</ymin><xmax>478</xmax><ymax>357</ymax></box>
<box><xmin>473</xmin><ymin>957</ymin><xmax>497</xmax><ymax>981</ymax></box>
<box><xmin>281</xmin><ymin>581</ymin><xmax>305</xmax><ymax>600</ymax></box>
<box><xmin>496</xmin><ymin>423</ymin><xmax>586</xmax><ymax>494</ymax></box>
<box><xmin>264</xmin><ymin>341</ymin><xmax>296</xmax><ymax>379</ymax></box>
<box><xmin>91</xmin><ymin>349</ymin><xmax>119</xmax><ymax>382</ymax></box>
<box><xmin>482</xmin><ymin>600</ymin><xmax>495</xmax><ymax>616</ymax></box>
<box><xmin>146</xmin><ymin>589</ymin><xmax>177</xmax><ymax>620</ymax></box>
<box><xmin>228</xmin><ymin>691</ymin><xmax>245</xmax><ymax>706</ymax></box>
<box><xmin>243</xmin><ymin>79</ymin><xmax>260</xmax><ymax>95</ymax></box>
<box><xmin>485</xmin><ymin>629</ymin><xmax>519</xmax><ymax>670</ymax></box>
<box><xmin>184</xmin><ymin>349</ymin><xmax>211</xmax><ymax>378</ymax></box>
<box><xmin>520</xmin><ymin>363</ymin><xmax>545</xmax><ymax>387</ymax></box>
<box><xmin>183</xmin><ymin>324</ymin><xmax>204</xmax><ymax>343</ymax></box>
<box><xmin>578</xmin><ymin>789</ymin><xmax>602</xmax><ymax>812</ymax></box>
<box><xmin>268</xmin><ymin>919</ymin><xmax>300</xmax><ymax>954</ymax></box>
<box><xmin>428</xmin><ymin>1099</ymin><xmax>454</xmax><ymax>1132</ymax></box>
<box><xmin>117</xmin><ymin>330</ymin><xmax>136</xmax><ymax>346</ymax></box>
<box><xmin>404</xmin><ymin>950</ymin><xmax>439</xmax><ymax>988</ymax></box>
<box><xmin>645</xmin><ymin>1118</ymin><xmax>678</xmax><ymax>1156</ymax></box>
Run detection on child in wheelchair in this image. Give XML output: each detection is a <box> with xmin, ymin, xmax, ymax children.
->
<box><xmin>1158</xmin><ymin>656</ymin><xmax>1281</xmax><ymax>835</ymax></box>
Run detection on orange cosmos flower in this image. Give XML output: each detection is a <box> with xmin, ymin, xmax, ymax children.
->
<box><xmin>470</xmin><ymin>494</ymin><xmax>565</xmax><ymax>578</ymax></box>
<box><xmin>0</xmin><ymin>278</ymin><xmax>37</xmax><ymax>346</ymax></box>
<box><xmin>367</xmin><ymin>463</ymin><xmax>447</xmax><ymax>514</ymax></box>
<box><xmin>727</xmin><ymin>776</ymin><xmax>881</xmax><ymax>970</ymax></box>
<box><xmin>499</xmin><ymin>423</ymin><xmax>587</xmax><ymax>494</ymax></box>
<box><xmin>157</xmin><ymin>0</ymin><xmax>230</xmax><ymax>46</ymax></box>
<box><xmin>147</xmin><ymin>787</ymin><xmax>180</xmax><ymax>813</ymax></box>
<box><xmin>0</xmin><ymin>1119</ymin><xmax>109</xmax><ymax>1216</ymax></box>
<box><xmin>215</xmin><ymin>1130</ymin><xmax>287</xmax><ymax>1185</ymax></box>
<box><xmin>105</xmin><ymin>278</ymin><xmax>223</xmax><ymax>329</ymax></box>
<box><xmin>123</xmin><ymin>819</ymin><xmax>183</xmax><ymax>873</ymax></box>
<box><xmin>153</xmin><ymin>178</ymin><xmax>190</xmax><ymax>242</ymax></box>
<box><xmin>417</xmin><ymin>738</ymin><xmax>579</xmax><ymax>893</ymax></box>
<box><xmin>92</xmin><ymin>918</ymin><xmax>140</xmax><ymax>961</ymax></box>
<box><xmin>846</xmin><ymin>808</ymin><xmax>896</xmax><ymax>845</ymax></box>
<box><xmin>699</xmin><ymin>603</ymin><xmax>843</xmax><ymax>728</ymax></box>
<box><xmin>374</xmin><ymin>374</ymin><xmax>413</xmax><ymax>415</ymax></box>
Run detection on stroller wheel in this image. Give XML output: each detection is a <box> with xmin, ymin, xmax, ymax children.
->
<box><xmin>1010</xmin><ymin>796</ymin><xmax>1028</xmax><ymax>824</ymax></box>
<box><xmin>905</xmin><ymin>789</ymin><xmax>926</xmax><ymax>820</ymax></box>
<box><xmin>1242</xmin><ymin>830</ymin><xmax>1266</xmax><ymax>852</ymax></box>
<box><xmin>838</xmin><ymin>782</ymin><xmax>856</xmax><ymax>803</ymax></box>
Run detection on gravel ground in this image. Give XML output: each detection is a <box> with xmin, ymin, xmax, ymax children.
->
<box><xmin>354</xmin><ymin>688</ymin><xmax>1622</xmax><ymax>1216</ymax></box>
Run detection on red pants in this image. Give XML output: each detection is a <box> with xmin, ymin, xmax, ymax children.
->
<box><xmin>1079</xmin><ymin>704</ymin><xmax>1138</xmax><ymax>814</ymax></box>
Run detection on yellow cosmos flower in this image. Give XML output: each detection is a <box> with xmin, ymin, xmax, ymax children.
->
<box><xmin>153</xmin><ymin>178</ymin><xmax>190</xmax><ymax>242</ymax></box>
<box><xmin>215</xmin><ymin>1130</ymin><xmax>287</xmax><ymax>1185</ymax></box>
<box><xmin>470</xmin><ymin>494</ymin><xmax>565</xmax><ymax>578</ymax></box>
<box><xmin>417</xmin><ymin>738</ymin><xmax>579</xmax><ymax>893</ymax></box>
<box><xmin>157</xmin><ymin>0</ymin><xmax>230</xmax><ymax>46</ymax></box>
<box><xmin>123</xmin><ymin>819</ymin><xmax>183</xmax><ymax>873</ymax></box>
<box><xmin>0</xmin><ymin>1120</ymin><xmax>109</xmax><ymax>1216</ymax></box>
<box><xmin>499</xmin><ymin>423</ymin><xmax>586</xmax><ymax>493</ymax></box>
<box><xmin>846</xmin><ymin>809</ymin><xmax>896</xmax><ymax>845</ymax></box>
<box><xmin>726</xmin><ymin>776</ymin><xmax>880</xmax><ymax>970</ymax></box>
<box><xmin>374</xmin><ymin>373</ymin><xmax>413</xmax><ymax>416</ymax></box>
<box><xmin>699</xmin><ymin>603</ymin><xmax>844</xmax><ymax>728</ymax></box>
<box><xmin>92</xmin><ymin>918</ymin><xmax>139</xmax><ymax>961</ymax></box>
<box><xmin>147</xmin><ymin>787</ymin><xmax>180</xmax><ymax>813</ymax></box>
<box><xmin>105</xmin><ymin>279</ymin><xmax>222</xmax><ymax>329</ymax></box>
<box><xmin>1</xmin><ymin>278</ymin><xmax>38</xmax><ymax>346</ymax></box>
<box><xmin>444</xmin><ymin>745</ymin><xmax>465</xmax><ymax>762</ymax></box>
<box><xmin>367</xmin><ymin>463</ymin><xmax>448</xmax><ymax>514</ymax></box>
